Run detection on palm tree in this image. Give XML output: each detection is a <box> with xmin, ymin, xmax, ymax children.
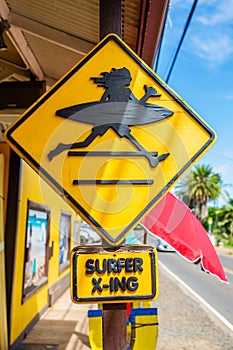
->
<box><xmin>175</xmin><ymin>164</ymin><xmax>222</xmax><ymax>221</ymax></box>
<box><xmin>217</xmin><ymin>198</ymin><xmax>233</xmax><ymax>245</ymax></box>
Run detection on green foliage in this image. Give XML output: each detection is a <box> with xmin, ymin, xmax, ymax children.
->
<box><xmin>175</xmin><ymin>164</ymin><xmax>222</xmax><ymax>221</ymax></box>
<box><xmin>175</xmin><ymin>163</ymin><xmax>233</xmax><ymax>245</ymax></box>
<box><xmin>202</xmin><ymin>198</ymin><xmax>233</xmax><ymax>246</ymax></box>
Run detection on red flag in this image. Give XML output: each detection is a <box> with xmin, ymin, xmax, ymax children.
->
<box><xmin>141</xmin><ymin>192</ymin><xmax>228</xmax><ymax>283</ymax></box>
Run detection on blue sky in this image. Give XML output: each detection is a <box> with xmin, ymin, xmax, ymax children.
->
<box><xmin>154</xmin><ymin>0</ymin><xmax>233</xmax><ymax>204</ymax></box>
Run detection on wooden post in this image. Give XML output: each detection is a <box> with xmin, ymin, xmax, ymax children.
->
<box><xmin>143</xmin><ymin>228</ymin><xmax>148</xmax><ymax>245</ymax></box>
<box><xmin>99</xmin><ymin>0</ymin><xmax>122</xmax><ymax>39</ymax></box>
<box><xmin>99</xmin><ymin>3</ymin><xmax>126</xmax><ymax>348</ymax></box>
<box><xmin>102</xmin><ymin>303</ymin><xmax>127</xmax><ymax>349</ymax></box>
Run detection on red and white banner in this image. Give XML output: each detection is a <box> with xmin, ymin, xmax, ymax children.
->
<box><xmin>141</xmin><ymin>192</ymin><xmax>228</xmax><ymax>283</ymax></box>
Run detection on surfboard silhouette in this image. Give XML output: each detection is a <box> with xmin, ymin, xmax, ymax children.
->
<box><xmin>48</xmin><ymin>67</ymin><xmax>173</xmax><ymax>167</ymax></box>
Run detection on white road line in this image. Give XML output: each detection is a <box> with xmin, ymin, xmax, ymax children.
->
<box><xmin>159</xmin><ymin>261</ymin><xmax>233</xmax><ymax>333</ymax></box>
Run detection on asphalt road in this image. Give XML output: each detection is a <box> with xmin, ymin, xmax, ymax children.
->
<box><xmin>157</xmin><ymin>250</ymin><xmax>233</xmax><ymax>328</ymax></box>
<box><xmin>218</xmin><ymin>254</ymin><xmax>233</xmax><ymax>283</ymax></box>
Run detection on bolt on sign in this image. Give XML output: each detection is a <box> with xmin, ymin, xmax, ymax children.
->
<box><xmin>71</xmin><ymin>246</ymin><xmax>159</xmax><ymax>303</ymax></box>
<box><xmin>5</xmin><ymin>34</ymin><xmax>216</xmax><ymax>245</ymax></box>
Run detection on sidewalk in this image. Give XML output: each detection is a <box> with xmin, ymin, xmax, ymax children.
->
<box><xmin>19</xmin><ymin>291</ymin><xmax>96</xmax><ymax>350</ymax></box>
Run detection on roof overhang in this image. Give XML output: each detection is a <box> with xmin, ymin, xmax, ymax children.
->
<box><xmin>0</xmin><ymin>0</ymin><xmax>169</xmax><ymax>130</ymax></box>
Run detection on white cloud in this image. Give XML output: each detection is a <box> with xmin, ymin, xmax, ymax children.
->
<box><xmin>165</xmin><ymin>1</ymin><xmax>233</xmax><ymax>67</ymax></box>
<box><xmin>225</xmin><ymin>94</ymin><xmax>233</xmax><ymax>100</ymax></box>
<box><xmin>191</xmin><ymin>35</ymin><xmax>233</xmax><ymax>64</ymax></box>
<box><xmin>213</xmin><ymin>163</ymin><xmax>233</xmax><ymax>199</ymax></box>
<box><xmin>222</xmin><ymin>94</ymin><xmax>233</xmax><ymax>101</ymax></box>
<box><xmin>214</xmin><ymin>163</ymin><xmax>230</xmax><ymax>178</ymax></box>
<box><xmin>197</xmin><ymin>0</ymin><xmax>233</xmax><ymax>25</ymax></box>
<box><xmin>172</xmin><ymin>0</ymin><xmax>193</xmax><ymax>6</ymax></box>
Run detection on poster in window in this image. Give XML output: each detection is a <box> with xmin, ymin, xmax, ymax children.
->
<box><xmin>59</xmin><ymin>212</ymin><xmax>71</xmax><ymax>268</ymax></box>
<box><xmin>24</xmin><ymin>203</ymin><xmax>49</xmax><ymax>295</ymax></box>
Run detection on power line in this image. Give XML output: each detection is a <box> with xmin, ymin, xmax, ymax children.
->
<box><xmin>208</xmin><ymin>151</ymin><xmax>233</xmax><ymax>162</ymax></box>
<box><xmin>165</xmin><ymin>0</ymin><xmax>199</xmax><ymax>83</ymax></box>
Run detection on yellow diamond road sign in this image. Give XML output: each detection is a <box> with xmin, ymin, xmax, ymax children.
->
<box><xmin>5</xmin><ymin>34</ymin><xmax>216</xmax><ymax>245</ymax></box>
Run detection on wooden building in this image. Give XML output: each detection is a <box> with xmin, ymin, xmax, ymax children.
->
<box><xmin>0</xmin><ymin>1</ymin><xmax>169</xmax><ymax>348</ymax></box>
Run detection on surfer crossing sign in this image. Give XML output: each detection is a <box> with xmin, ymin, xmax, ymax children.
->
<box><xmin>5</xmin><ymin>34</ymin><xmax>216</xmax><ymax>245</ymax></box>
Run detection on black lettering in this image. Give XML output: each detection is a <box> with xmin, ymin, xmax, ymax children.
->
<box><xmin>114</xmin><ymin>277</ymin><xmax>126</xmax><ymax>292</ymax></box>
<box><xmin>92</xmin><ymin>277</ymin><xmax>102</xmax><ymax>293</ymax></box>
<box><xmin>125</xmin><ymin>258</ymin><xmax>133</xmax><ymax>272</ymax></box>
<box><xmin>96</xmin><ymin>258</ymin><xmax>107</xmax><ymax>274</ymax></box>
<box><xmin>133</xmin><ymin>258</ymin><xmax>143</xmax><ymax>272</ymax></box>
<box><xmin>127</xmin><ymin>276</ymin><xmax>138</xmax><ymax>291</ymax></box>
<box><xmin>110</xmin><ymin>277</ymin><xmax>114</xmax><ymax>292</ymax></box>
<box><xmin>117</xmin><ymin>258</ymin><xmax>125</xmax><ymax>272</ymax></box>
<box><xmin>85</xmin><ymin>259</ymin><xmax>95</xmax><ymax>274</ymax></box>
<box><xmin>107</xmin><ymin>258</ymin><xmax>118</xmax><ymax>273</ymax></box>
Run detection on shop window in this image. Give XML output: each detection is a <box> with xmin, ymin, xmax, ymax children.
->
<box><xmin>23</xmin><ymin>201</ymin><xmax>50</xmax><ymax>300</ymax></box>
<box><xmin>59</xmin><ymin>211</ymin><xmax>71</xmax><ymax>273</ymax></box>
<box><xmin>74</xmin><ymin>220</ymin><xmax>80</xmax><ymax>246</ymax></box>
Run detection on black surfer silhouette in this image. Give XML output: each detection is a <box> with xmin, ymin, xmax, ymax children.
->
<box><xmin>48</xmin><ymin>67</ymin><xmax>173</xmax><ymax>167</ymax></box>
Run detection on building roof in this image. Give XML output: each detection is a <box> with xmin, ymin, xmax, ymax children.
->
<box><xmin>0</xmin><ymin>0</ymin><xmax>169</xmax><ymax>130</ymax></box>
